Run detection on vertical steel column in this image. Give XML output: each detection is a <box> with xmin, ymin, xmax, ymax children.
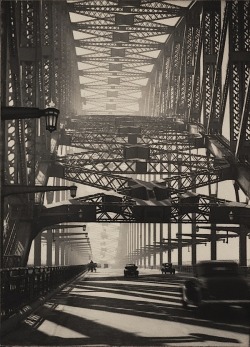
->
<box><xmin>137</xmin><ymin>224</ymin><xmax>140</xmax><ymax>266</ymax></box>
<box><xmin>167</xmin><ymin>152</ymin><xmax>172</xmax><ymax>263</ymax></box>
<box><xmin>34</xmin><ymin>233</ymin><xmax>41</xmax><ymax>266</ymax></box>
<box><xmin>61</xmin><ymin>241</ymin><xmax>65</xmax><ymax>265</ymax></box>
<box><xmin>133</xmin><ymin>224</ymin><xmax>136</xmax><ymax>263</ymax></box>
<box><xmin>153</xmin><ymin>223</ymin><xmax>157</xmax><ymax>268</ymax></box>
<box><xmin>54</xmin><ymin>232</ymin><xmax>60</xmax><ymax>266</ymax></box>
<box><xmin>239</xmin><ymin>225</ymin><xmax>248</xmax><ymax>267</ymax></box>
<box><xmin>191</xmin><ymin>224</ymin><xmax>197</xmax><ymax>265</ymax></box>
<box><xmin>126</xmin><ymin>224</ymin><xmax>130</xmax><ymax>263</ymax></box>
<box><xmin>177</xmin><ymin>159</ymin><xmax>182</xmax><ymax>265</ymax></box>
<box><xmin>159</xmin><ymin>224</ymin><xmax>163</xmax><ymax>265</ymax></box>
<box><xmin>210</xmin><ymin>225</ymin><xmax>217</xmax><ymax>260</ymax></box>
<box><xmin>65</xmin><ymin>244</ymin><xmax>69</xmax><ymax>265</ymax></box>
<box><xmin>143</xmin><ymin>223</ymin><xmax>146</xmax><ymax>268</ymax></box>
<box><xmin>148</xmin><ymin>223</ymin><xmax>151</xmax><ymax>268</ymax></box>
<box><xmin>47</xmin><ymin>229</ymin><xmax>53</xmax><ymax>266</ymax></box>
<box><xmin>168</xmin><ymin>223</ymin><xmax>172</xmax><ymax>263</ymax></box>
<box><xmin>139</xmin><ymin>223</ymin><xmax>142</xmax><ymax>266</ymax></box>
<box><xmin>191</xmin><ymin>172</ymin><xmax>197</xmax><ymax>265</ymax></box>
<box><xmin>129</xmin><ymin>224</ymin><xmax>133</xmax><ymax>262</ymax></box>
<box><xmin>210</xmin><ymin>193</ymin><xmax>218</xmax><ymax>260</ymax></box>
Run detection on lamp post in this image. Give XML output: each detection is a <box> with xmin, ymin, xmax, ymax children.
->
<box><xmin>1</xmin><ymin>106</ymin><xmax>59</xmax><ymax>133</ymax></box>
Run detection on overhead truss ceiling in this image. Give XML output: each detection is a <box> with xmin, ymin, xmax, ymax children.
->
<box><xmin>68</xmin><ymin>0</ymin><xmax>191</xmax><ymax>115</ymax></box>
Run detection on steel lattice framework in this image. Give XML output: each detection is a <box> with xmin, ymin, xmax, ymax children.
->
<box><xmin>1</xmin><ymin>0</ymin><xmax>250</xmax><ymax>268</ymax></box>
<box><xmin>1</xmin><ymin>1</ymin><xmax>81</xmax><ymax>267</ymax></box>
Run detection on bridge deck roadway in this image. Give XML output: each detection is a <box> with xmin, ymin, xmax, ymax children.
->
<box><xmin>1</xmin><ymin>268</ymin><xmax>249</xmax><ymax>346</ymax></box>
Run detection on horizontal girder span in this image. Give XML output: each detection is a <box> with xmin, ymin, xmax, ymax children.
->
<box><xmin>62</xmin><ymin>165</ymin><xmax>233</xmax><ymax>198</ymax></box>
<box><xmin>35</xmin><ymin>195</ymin><xmax>250</xmax><ymax>227</ymax></box>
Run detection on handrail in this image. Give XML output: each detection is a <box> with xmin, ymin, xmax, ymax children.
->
<box><xmin>1</xmin><ymin>264</ymin><xmax>88</xmax><ymax>321</ymax></box>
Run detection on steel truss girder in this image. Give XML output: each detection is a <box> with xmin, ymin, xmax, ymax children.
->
<box><xmin>67</xmin><ymin>136</ymin><xmax>193</xmax><ymax>152</ymax></box>
<box><xmin>68</xmin><ymin>142</ymin><xmax>192</xmax><ymax>152</ymax></box>
<box><xmin>64</xmin><ymin>149</ymin><xmax>211</xmax><ymax>163</ymax></box>
<box><xmin>74</xmin><ymin>28</ymin><xmax>168</xmax><ymax>42</ymax></box>
<box><xmin>80</xmin><ymin>85</ymin><xmax>143</xmax><ymax>90</ymax></box>
<box><xmin>63</xmin><ymin>151</ymin><xmax>215</xmax><ymax>174</ymax></box>
<box><xmin>79</xmin><ymin>45</ymin><xmax>160</xmax><ymax>57</ymax></box>
<box><xmin>82</xmin><ymin>70</ymin><xmax>149</xmax><ymax>77</ymax></box>
<box><xmin>73</xmin><ymin>22</ymin><xmax>173</xmax><ymax>34</ymax></box>
<box><xmin>64</xmin><ymin>160</ymin><xmax>213</xmax><ymax>175</ymax></box>
<box><xmin>69</xmin><ymin>130</ymin><xmax>190</xmax><ymax>140</ymax></box>
<box><xmin>68</xmin><ymin>2</ymin><xmax>186</xmax><ymax>17</ymax></box>
<box><xmin>80</xmin><ymin>61</ymin><xmax>152</xmax><ymax>71</ymax></box>
<box><xmin>67</xmin><ymin>115</ymin><xmax>181</xmax><ymax>126</ymax></box>
<box><xmin>79</xmin><ymin>56</ymin><xmax>155</xmax><ymax>63</ymax></box>
<box><xmin>77</xmin><ymin>40</ymin><xmax>163</xmax><ymax>50</ymax></box>
<box><xmin>206</xmin><ymin>1</ymin><xmax>229</xmax><ymax>134</ymax></box>
<box><xmin>202</xmin><ymin>1</ymin><xmax>221</xmax><ymax>129</ymax></box>
<box><xmin>67</xmin><ymin>121</ymin><xmax>190</xmax><ymax>134</ymax></box>
<box><xmin>63</xmin><ymin>165</ymin><xmax>231</xmax><ymax>196</ymax></box>
<box><xmin>37</xmin><ymin>193</ymin><xmax>250</xmax><ymax>226</ymax></box>
<box><xmin>229</xmin><ymin>1</ymin><xmax>250</xmax><ymax>159</ymax></box>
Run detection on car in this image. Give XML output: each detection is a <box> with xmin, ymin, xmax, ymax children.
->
<box><xmin>181</xmin><ymin>260</ymin><xmax>250</xmax><ymax>314</ymax></box>
<box><xmin>161</xmin><ymin>262</ymin><xmax>175</xmax><ymax>274</ymax></box>
<box><xmin>124</xmin><ymin>264</ymin><xmax>139</xmax><ymax>278</ymax></box>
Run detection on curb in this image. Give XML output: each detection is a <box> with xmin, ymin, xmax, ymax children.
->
<box><xmin>1</xmin><ymin>270</ymin><xmax>88</xmax><ymax>337</ymax></box>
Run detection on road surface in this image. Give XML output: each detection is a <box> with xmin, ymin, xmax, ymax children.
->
<box><xmin>1</xmin><ymin>268</ymin><xmax>250</xmax><ymax>346</ymax></box>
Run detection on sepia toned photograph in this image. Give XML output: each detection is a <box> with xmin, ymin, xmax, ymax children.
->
<box><xmin>1</xmin><ymin>0</ymin><xmax>250</xmax><ymax>346</ymax></box>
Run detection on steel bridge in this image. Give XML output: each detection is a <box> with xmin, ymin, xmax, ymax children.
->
<box><xmin>1</xmin><ymin>0</ymin><xmax>250</xmax><ymax>278</ymax></box>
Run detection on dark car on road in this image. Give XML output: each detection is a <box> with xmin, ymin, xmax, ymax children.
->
<box><xmin>161</xmin><ymin>262</ymin><xmax>175</xmax><ymax>274</ymax></box>
<box><xmin>181</xmin><ymin>260</ymin><xmax>250</xmax><ymax>314</ymax></box>
<box><xmin>124</xmin><ymin>264</ymin><xmax>139</xmax><ymax>278</ymax></box>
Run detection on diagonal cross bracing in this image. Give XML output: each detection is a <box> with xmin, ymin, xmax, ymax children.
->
<box><xmin>64</xmin><ymin>165</ymin><xmax>232</xmax><ymax>196</ymax></box>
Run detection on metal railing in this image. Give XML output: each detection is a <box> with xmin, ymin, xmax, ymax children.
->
<box><xmin>1</xmin><ymin>265</ymin><xmax>88</xmax><ymax>321</ymax></box>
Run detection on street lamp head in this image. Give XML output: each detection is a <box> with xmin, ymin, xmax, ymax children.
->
<box><xmin>195</xmin><ymin>225</ymin><xmax>199</xmax><ymax>232</ymax></box>
<box><xmin>44</xmin><ymin>107</ymin><xmax>59</xmax><ymax>132</ymax></box>
<box><xmin>69</xmin><ymin>184</ymin><xmax>77</xmax><ymax>198</ymax></box>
